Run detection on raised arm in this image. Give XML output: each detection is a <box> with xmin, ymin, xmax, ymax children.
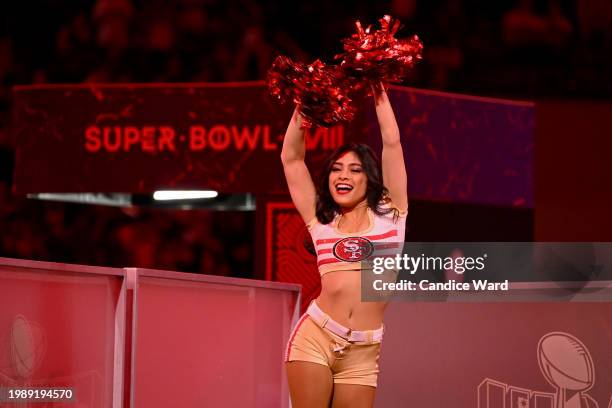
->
<box><xmin>375</xmin><ymin>87</ymin><xmax>408</xmax><ymax>213</ymax></box>
<box><xmin>280</xmin><ymin>108</ymin><xmax>317</xmax><ymax>223</ymax></box>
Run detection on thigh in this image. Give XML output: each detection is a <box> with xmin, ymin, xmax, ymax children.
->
<box><xmin>331</xmin><ymin>384</ymin><xmax>376</xmax><ymax>408</ymax></box>
<box><xmin>286</xmin><ymin>361</ymin><xmax>333</xmax><ymax>408</ymax></box>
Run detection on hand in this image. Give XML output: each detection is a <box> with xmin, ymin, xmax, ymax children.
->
<box><xmin>372</xmin><ymin>82</ymin><xmax>388</xmax><ymax>105</ymax></box>
<box><xmin>292</xmin><ymin>107</ymin><xmax>304</xmax><ymax>127</ymax></box>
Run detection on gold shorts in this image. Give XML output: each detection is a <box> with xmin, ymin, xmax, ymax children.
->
<box><xmin>285</xmin><ymin>313</ymin><xmax>382</xmax><ymax>388</ymax></box>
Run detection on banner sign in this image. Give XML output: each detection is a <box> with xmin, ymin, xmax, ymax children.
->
<box><xmin>13</xmin><ymin>82</ymin><xmax>360</xmax><ymax>194</ymax></box>
<box><xmin>13</xmin><ymin>82</ymin><xmax>533</xmax><ymax>207</ymax></box>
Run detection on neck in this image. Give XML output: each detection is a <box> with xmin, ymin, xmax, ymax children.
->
<box><xmin>339</xmin><ymin>200</ymin><xmax>369</xmax><ymax>220</ymax></box>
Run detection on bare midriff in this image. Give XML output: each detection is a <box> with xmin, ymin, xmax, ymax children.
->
<box><xmin>316</xmin><ymin>270</ymin><xmax>387</xmax><ymax>331</ymax></box>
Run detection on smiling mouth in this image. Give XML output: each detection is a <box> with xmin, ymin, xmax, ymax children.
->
<box><xmin>335</xmin><ymin>183</ymin><xmax>353</xmax><ymax>195</ymax></box>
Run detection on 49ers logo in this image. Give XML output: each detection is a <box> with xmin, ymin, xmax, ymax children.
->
<box><xmin>333</xmin><ymin>237</ymin><xmax>373</xmax><ymax>262</ymax></box>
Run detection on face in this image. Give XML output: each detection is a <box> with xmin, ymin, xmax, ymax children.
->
<box><xmin>328</xmin><ymin>151</ymin><xmax>368</xmax><ymax>208</ymax></box>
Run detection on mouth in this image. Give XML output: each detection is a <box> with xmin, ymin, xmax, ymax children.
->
<box><xmin>335</xmin><ymin>183</ymin><xmax>353</xmax><ymax>195</ymax></box>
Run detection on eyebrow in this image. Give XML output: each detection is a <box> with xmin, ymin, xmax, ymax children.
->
<box><xmin>332</xmin><ymin>162</ymin><xmax>362</xmax><ymax>166</ymax></box>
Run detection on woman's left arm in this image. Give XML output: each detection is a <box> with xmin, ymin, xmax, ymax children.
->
<box><xmin>375</xmin><ymin>86</ymin><xmax>408</xmax><ymax>213</ymax></box>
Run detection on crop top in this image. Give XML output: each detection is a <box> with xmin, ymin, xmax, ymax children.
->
<box><xmin>307</xmin><ymin>202</ymin><xmax>407</xmax><ymax>276</ymax></box>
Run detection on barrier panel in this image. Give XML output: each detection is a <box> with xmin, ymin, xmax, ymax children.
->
<box><xmin>0</xmin><ymin>257</ymin><xmax>126</xmax><ymax>407</ymax></box>
<box><xmin>0</xmin><ymin>259</ymin><xmax>300</xmax><ymax>407</ymax></box>
<box><xmin>376</xmin><ymin>286</ymin><xmax>612</xmax><ymax>408</ymax></box>
<box><xmin>129</xmin><ymin>268</ymin><xmax>300</xmax><ymax>408</ymax></box>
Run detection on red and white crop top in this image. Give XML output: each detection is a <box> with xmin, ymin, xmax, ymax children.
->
<box><xmin>307</xmin><ymin>202</ymin><xmax>407</xmax><ymax>276</ymax></box>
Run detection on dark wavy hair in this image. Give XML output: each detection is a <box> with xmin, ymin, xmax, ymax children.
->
<box><xmin>315</xmin><ymin>143</ymin><xmax>396</xmax><ymax>224</ymax></box>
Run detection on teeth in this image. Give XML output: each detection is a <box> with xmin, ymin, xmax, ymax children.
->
<box><xmin>336</xmin><ymin>183</ymin><xmax>353</xmax><ymax>191</ymax></box>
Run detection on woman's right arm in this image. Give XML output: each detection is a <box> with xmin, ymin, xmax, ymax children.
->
<box><xmin>280</xmin><ymin>108</ymin><xmax>316</xmax><ymax>223</ymax></box>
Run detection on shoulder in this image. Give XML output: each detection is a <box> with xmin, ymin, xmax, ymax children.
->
<box><xmin>306</xmin><ymin>217</ymin><xmax>319</xmax><ymax>231</ymax></box>
<box><xmin>306</xmin><ymin>215</ymin><xmax>335</xmax><ymax>232</ymax></box>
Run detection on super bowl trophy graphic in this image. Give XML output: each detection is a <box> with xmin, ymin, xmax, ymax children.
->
<box><xmin>478</xmin><ymin>332</ymin><xmax>604</xmax><ymax>408</ymax></box>
<box><xmin>1</xmin><ymin>315</ymin><xmax>46</xmax><ymax>382</ymax></box>
<box><xmin>0</xmin><ymin>314</ymin><xmax>99</xmax><ymax>406</ymax></box>
<box><xmin>538</xmin><ymin>333</ymin><xmax>597</xmax><ymax>408</ymax></box>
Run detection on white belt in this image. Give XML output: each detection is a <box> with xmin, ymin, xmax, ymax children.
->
<box><xmin>307</xmin><ymin>301</ymin><xmax>384</xmax><ymax>343</ymax></box>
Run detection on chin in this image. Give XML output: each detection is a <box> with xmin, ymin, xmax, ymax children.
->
<box><xmin>332</xmin><ymin>195</ymin><xmax>362</xmax><ymax>209</ymax></box>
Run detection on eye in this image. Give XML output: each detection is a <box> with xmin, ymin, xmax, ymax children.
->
<box><xmin>351</xmin><ymin>168</ymin><xmax>362</xmax><ymax>173</ymax></box>
<box><xmin>331</xmin><ymin>167</ymin><xmax>341</xmax><ymax>172</ymax></box>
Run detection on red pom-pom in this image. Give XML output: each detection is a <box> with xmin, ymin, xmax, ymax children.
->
<box><xmin>266</xmin><ymin>56</ymin><xmax>296</xmax><ymax>104</ymax></box>
<box><xmin>336</xmin><ymin>15</ymin><xmax>423</xmax><ymax>93</ymax></box>
<box><xmin>267</xmin><ymin>56</ymin><xmax>355</xmax><ymax>128</ymax></box>
<box><xmin>267</xmin><ymin>16</ymin><xmax>423</xmax><ymax>124</ymax></box>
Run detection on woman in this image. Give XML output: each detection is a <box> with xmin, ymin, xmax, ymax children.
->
<box><xmin>281</xmin><ymin>87</ymin><xmax>408</xmax><ymax>408</ymax></box>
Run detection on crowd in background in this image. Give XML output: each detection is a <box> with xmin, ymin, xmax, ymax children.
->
<box><xmin>0</xmin><ymin>0</ymin><xmax>611</xmax><ymax>275</ymax></box>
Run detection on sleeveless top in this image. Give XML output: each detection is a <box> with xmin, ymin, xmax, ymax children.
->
<box><xmin>307</xmin><ymin>202</ymin><xmax>407</xmax><ymax>276</ymax></box>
